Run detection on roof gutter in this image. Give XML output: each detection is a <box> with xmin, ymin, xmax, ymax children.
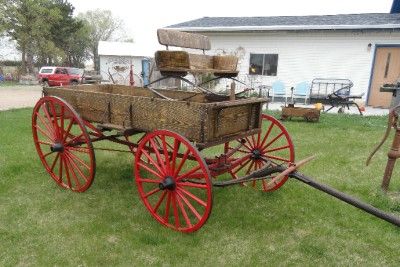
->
<box><xmin>168</xmin><ymin>24</ymin><xmax>400</xmax><ymax>32</ymax></box>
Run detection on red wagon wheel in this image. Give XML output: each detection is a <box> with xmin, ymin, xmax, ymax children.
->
<box><xmin>135</xmin><ymin>130</ymin><xmax>213</xmax><ymax>233</ymax></box>
<box><xmin>225</xmin><ymin>114</ymin><xmax>295</xmax><ymax>192</ymax></box>
<box><xmin>32</xmin><ymin>96</ymin><xmax>95</xmax><ymax>192</ymax></box>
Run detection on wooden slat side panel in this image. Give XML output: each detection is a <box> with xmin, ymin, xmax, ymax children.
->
<box><xmin>207</xmin><ymin>103</ymin><xmax>262</xmax><ymax>139</ymax></box>
<box><xmin>110</xmin><ymin>95</ymin><xmax>204</xmax><ymax>142</ymax></box>
<box><xmin>157</xmin><ymin>29</ymin><xmax>211</xmax><ymax>50</ymax></box>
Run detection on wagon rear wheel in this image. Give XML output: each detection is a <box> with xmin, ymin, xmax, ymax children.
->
<box><xmin>32</xmin><ymin>96</ymin><xmax>95</xmax><ymax>192</ymax></box>
<box><xmin>135</xmin><ymin>130</ymin><xmax>212</xmax><ymax>233</ymax></box>
<box><xmin>225</xmin><ymin>114</ymin><xmax>295</xmax><ymax>192</ymax></box>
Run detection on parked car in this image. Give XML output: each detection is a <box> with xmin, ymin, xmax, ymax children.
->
<box><xmin>82</xmin><ymin>70</ymin><xmax>102</xmax><ymax>84</ymax></box>
<box><xmin>38</xmin><ymin>66</ymin><xmax>83</xmax><ymax>87</ymax></box>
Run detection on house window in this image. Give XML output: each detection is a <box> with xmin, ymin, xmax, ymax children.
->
<box><xmin>249</xmin><ymin>53</ymin><xmax>278</xmax><ymax>76</ymax></box>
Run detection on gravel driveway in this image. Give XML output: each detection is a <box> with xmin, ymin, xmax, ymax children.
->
<box><xmin>0</xmin><ymin>85</ymin><xmax>42</xmax><ymax>111</ymax></box>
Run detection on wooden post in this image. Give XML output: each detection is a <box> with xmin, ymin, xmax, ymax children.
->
<box><xmin>230</xmin><ymin>81</ymin><xmax>236</xmax><ymax>101</ymax></box>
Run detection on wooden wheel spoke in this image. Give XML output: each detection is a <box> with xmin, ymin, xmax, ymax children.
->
<box><xmin>42</xmin><ymin>150</ymin><xmax>55</xmax><ymax>158</ymax></box>
<box><xmin>164</xmin><ymin>192</ymin><xmax>172</xmax><ymax>223</ymax></box>
<box><xmin>34</xmin><ymin>124</ymin><xmax>54</xmax><ymax>142</ymax></box>
<box><xmin>153</xmin><ymin>191</ymin><xmax>167</xmax><ymax>213</ymax></box>
<box><xmin>65</xmin><ymin>156</ymin><xmax>82</xmax><ymax>188</ymax></box>
<box><xmin>137</xmin><ymin>162</ymin><xmax>163</xmax><ymax>179</ymax></box>
<box><xmin>62</xmin><ymin>157</ymin><xmax>72</xmax><ymax>188</ymax></box>
<box><xmin>172</xmin><ymin>194</ymin><xmax>180</xmax><ymax>228</ymax></box>
<box><xmin>160</xmin><ymin>135</ymin><xmax>172</xmax><ymax>173</ymax></box>
<box><xmin>174</xmin><ymin>147</ymin><xmax>191</xmax><ymax>177</ymax></box>
<box><xmin>176</xmin><ymin>165</ymin><xmax>202</xmax><ymax>181</ymax></box>
<box><xmin>245</xmin><ymin>160</ymin><xmax>255</xmax><ymax>175</ymax></box>
<box><xmin>171</xmin><ymin>139</ymin><xmax>180</xmax><ymax>174</ymax></box>
<box><xmin>144</xmin><ymin>187</ymin><xmax>161</xmax><ymax>198</ymax></box>
<box><xmin>60</xmin><ymin>105</ymin><xmax>65</xmax><ymax>139</ymax></box>
<box><xmin>232</xmin><ymin>158</ymin><xmax>251</xmax><ymax>174</ymax></box>
<box><xmin>65</xmin><ymin>150</ymin><xmax>90</xmax><ymax>170</ymax></box>
<box><xmin>243</xmin><ymin>137</ymin><xmax>254</xmax><ymax>150</ymax></box>
<box><xmin>263</xmin><ymin>154</ymin><xmax>290</xmax><ymax>163</ymax></box>
<box><xmin>64</xmin><ymin>152</ymin><xmax>89</xmax><ymax>182</ymax></box>
<box><xmin>176</xmin><ymin>194</ymin><xmax>192</xmax><ymax>228</ymax></box>
<box><xmin>251</xmin><ymin>134</ymin><xmax>257</xmax><ymax>147</ymax></box>
<box><xmin>62</xmin><ymin>119</ymin><xmax>74</xmax><ymax>143</ymax></box>
<box><xmin>262</xmin><ymin>132</ymin><xmax>285</xmax><ymax>151</ymax></box>
<box><xmin>263</xmin><ymin>144</ymin><xmax>290</xmax><ymax>154</ymax></box>
<box><xmin>50</xmin><ymin>153</ymin><xmax>60</xmax><ymax>172</ymax></box>
<box><xmin>262</xmin><ymin>179</ymin><xmax>268</xmax><ymax>191</ymax></box>
<box><xmin>58</xmin><ymin>155</ymin><xmax>64</xmax><ymax>183</ymax></box>
<box><xmin>137</xmin><ymin>178</ymin><xmax>161</xmax><ymax>183</ymax></box>
<box><xmin>49</xmin><ymin>101</ymin><xmax>62</xmax><ymax>139</ymax></box>
<box><xmin>150</xmin><ymin>139</ymin><xmax>167</xmax><ymax>173</ymax></box>
<box><xmin>178</xmin><ymin>187</ymin><xmax>207</xmax><ymax>207</ymax></box>
<box><xmin>41</xmin><ymin>103</ymin><xmax>57</xmax><ymax>135</ymax></box>
<box><xmin>177</xmin><ymin>181</ymin><xmax>207</xmax><ymax>189</ymax></box>
<box><xmin>141</xmin><ymin>149</ymin><xmax>165</xmax><ymax>176</ymax></box>
<box><xmin>36</xmin><ymin>112</ymin><xmax>55</xmax><ymax>140</ymax></box>
<box><xmin>176</xmin><ymin>191</ymin><xmax>202</xmax><ymax>221</ymax></box>
<box><xmin>38</xmin><ymin>140</ymin><xmax>53</xmax><ymax>146</ymax></box>
<box><xmin>259</xmin><ymin>122</ymin><xmax>274</xmax><ymax>148</ymax></box>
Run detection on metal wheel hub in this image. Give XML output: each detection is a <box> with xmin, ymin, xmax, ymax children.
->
<box><xmin>159</xmin><ymin>176</ymin><xmax>176</xmax><ymax>190</ymax></box>
<box><xmin>50</xmin><ymin>143</ymin><xmax>64</xmax><ymax>152</ymax></box>
<box><xmin>251</xmin><ymin>149</ymin><xmax>262</xmax><ymax>159</ymax></box>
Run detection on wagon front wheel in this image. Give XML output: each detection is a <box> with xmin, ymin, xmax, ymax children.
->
<box><xmin>32</xmin><ymin>96</ymin><xmax>95</xmax><ymax>192</ymax></box>
<box><xmin>135</xmin><ymin>130</ymin><xmax>213</xmax><ymax>233</ymax></box>
<box><xmin>225</xmin><ymin>114</ymin><xmax>295</xmax><ymax>192</ymax></box>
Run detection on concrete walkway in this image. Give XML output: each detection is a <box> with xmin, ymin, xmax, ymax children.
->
<box><xmin>0</xmin><ymin>85</ymin><xmax>42</xmax><ymax>111</ymax></box>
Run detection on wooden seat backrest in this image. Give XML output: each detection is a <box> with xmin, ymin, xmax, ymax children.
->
<box><xmin>157</xmin><ymin>29</ymin><xmax>211</xmax><ymax>51</ymax></box>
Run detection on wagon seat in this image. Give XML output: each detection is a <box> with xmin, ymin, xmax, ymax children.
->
<box><xmin>153</xmin><ymin>29</ymin><xmax>239</xmax><ymax>86</ymax></box>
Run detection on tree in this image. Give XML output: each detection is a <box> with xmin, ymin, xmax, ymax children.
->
<box><xmin>0</xmin><ymin>0</ymin><xmax>91</xmax><ymax>73</ymax></box>
<box><xmin>78</xmin><ymin>9</ymin><xmax>124</xmax><ymax>71</ymax></box>
<box><xmin>0</xmin><ymin>0</ymin><xmax>64</xmax><ymax>74</ymax></box>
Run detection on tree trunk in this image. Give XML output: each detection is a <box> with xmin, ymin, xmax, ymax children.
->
<box><xmin>26</xmin><ymin>52</ymin><xmax>34</xmax><ymax>74</ymax></box>
<box><xmin>93</xmin><ymin>46</ymin><xmax>99</xmax><ymax>71</ymax></box>
<box><xmin>21</xmin><ymin>46</ymin><xmax>27</xmax><ymax>75</ymax></box>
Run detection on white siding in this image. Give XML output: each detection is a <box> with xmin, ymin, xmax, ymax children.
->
<box><xmin>201</xmin><ymin>30</ymin><xmax>400</xmax><ymax>101</ymax></box>
<box><xmin>99</xmin><ymin>56</ymin><xmax>145</xmax><ymax>86</ymax></box>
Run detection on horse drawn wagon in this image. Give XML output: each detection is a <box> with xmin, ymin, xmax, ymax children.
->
<box><xmin>32</xmin><ymin>30</ymin><xmax>400</xmax><ymax>233</ymax></box>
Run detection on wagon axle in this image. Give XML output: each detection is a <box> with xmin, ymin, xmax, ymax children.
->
<box><xmin>159</xmin><ymin>177</ymin><xmax>176</xmax><ymax>190</ymax></box>
<box><xmin>50</xmin><ymin>143</ymin><xmax>64</xmax><ymax>153</ymax></box>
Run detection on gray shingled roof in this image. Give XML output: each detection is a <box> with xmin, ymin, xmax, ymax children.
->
<box><xmin>167</xmin><ymin>13</ymin><xmax>400</xmax><ymax>31</ymax></box>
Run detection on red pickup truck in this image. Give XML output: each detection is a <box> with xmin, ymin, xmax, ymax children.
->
<box><xmin>38</xmin><ymin>66</ymin><xmax>83</xmax><ymax>87</ymax></box>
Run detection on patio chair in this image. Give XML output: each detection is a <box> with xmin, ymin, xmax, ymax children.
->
<box><xmin>271</xmin><ymin>80</ymin><xmax>288</xmax><ymax>103</ymax></box>
<box><xmin>292</xmin><ymin>81</ymin><xmax>310</xmax><ymax>104</ymax></box>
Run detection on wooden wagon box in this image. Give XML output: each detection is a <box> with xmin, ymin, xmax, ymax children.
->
<box><xmin>44</xmin><ymin>84</ymin><xmax>266</xmax><ymax>148</ymax></box>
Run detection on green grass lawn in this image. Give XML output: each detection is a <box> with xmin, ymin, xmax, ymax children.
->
<box><xmin>1</xmin><ymin>108</ymin><xmax>400</xmax><ymax>266</ymax></box>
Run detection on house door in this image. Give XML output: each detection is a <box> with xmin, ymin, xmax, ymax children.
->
<box><xmin>368</xmin><ymin>47</ymin><xmax>400</xmax><ymax>108</ymax></box>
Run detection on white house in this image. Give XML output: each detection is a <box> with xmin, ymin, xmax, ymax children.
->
<box><xmin>167</xmin><ymin>13</ymin><xmax>400</xmax><ymax>108</ymax></box>
<box><xmin>98</xmin><ymin>41</ymin><xmax>152</xmax><ymax>86</ymax></box>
